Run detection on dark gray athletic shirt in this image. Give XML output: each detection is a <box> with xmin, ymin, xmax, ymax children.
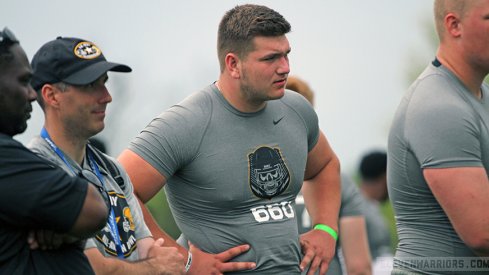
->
<box><xmin>388</xmin><ymin>62</ymin><xmax>489</xmax><ymax>274</ymax></box>
<box><xmin>129</xmin><ymin>83</ymin><xmax>320</xmax><ymax>274</ymax></box>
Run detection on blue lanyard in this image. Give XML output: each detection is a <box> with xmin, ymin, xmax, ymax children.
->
<box><xmin>40</xmin><ymin>127</ymin><xmax>77</xmax><ymax>176</ymax></box>
<box><xmin>40</xmin><ymin>127</ymin><xmax>125</xmax><ymax>259</ymax></box>
<box><xmin>87</xmin><ymin>150</ymin><xmax>125</xmax><ymax>259</ymax></box>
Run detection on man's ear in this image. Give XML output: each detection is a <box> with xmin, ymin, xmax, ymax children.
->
<box><xmin>445</xmin><ymin>12</ymin><xmax>462</xmax><ymax>38</ymax></box>
<box><xmin>224</xmin><ymin>53</ymin><xmax>241</xmax><ymax>79</ymax></box>
<box><xmin>41</xmin><ymin>84</ymin><xmax>61</xmax><ymax>109</ymax></box>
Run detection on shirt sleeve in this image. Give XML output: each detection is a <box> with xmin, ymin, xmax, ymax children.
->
<box><xmin>128</xmin><ymin>93</ymin><xmax>210</xmax><ymax>179</ymax></box>
<box><xmin>0</xmin><ymin>142</ymin><xmax>88</xmax><ymax>233</ymax></box>
<box><xmin>282</xmin><ymin>90</ymin><xmax>320</xmax><ymax>152</ymax></box>
<box><xmin>406</xmin><ymin>77</ymin><xmax>482</xmax><ymax>169</ymax></box>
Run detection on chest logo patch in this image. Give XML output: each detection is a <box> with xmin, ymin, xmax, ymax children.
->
<box><xmin>95</xmin><ymin>191</ymin><xmax>137</xmax><ymax>258</ymax></box>
<box><xmin>248</xmin><ymin>146</ymin><xmax>290</xmax><ymax>199</ymax></box>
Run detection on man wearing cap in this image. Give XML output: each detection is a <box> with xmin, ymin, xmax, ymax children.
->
<box><xmin>0</xmin><ymin>27</ymin><xmax>109</xmax><ymax>274</ymax></box>
<box><xmin>27</xmin><ymin>36</ymin><xmax>185</xmax><ymax>275</ymax></box>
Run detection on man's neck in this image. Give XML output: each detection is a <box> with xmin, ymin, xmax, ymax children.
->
<box><xmin>437</xmin><ymin>49</ymin><xmax>485</xmax><ymax>99</ymax></box>
<box><xmin>44</xmin><ymin>122</ymin><xmax>87</xmax><ymax>165</ymax></box>
<box><xmin>216</xmin><ymin>77</ymin><xmax>266</xmax><ymax>113</ymax></box>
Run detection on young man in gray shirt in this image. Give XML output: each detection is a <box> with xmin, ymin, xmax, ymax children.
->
<box><xmin>119</xmin><ymin>4</ymin><xmax>341</xmax><ymax>275</ymax></box>
<box><xmin>388</xmin><ymin>0</ymin><xmax>489</xmax><ymax>273</ymax></box>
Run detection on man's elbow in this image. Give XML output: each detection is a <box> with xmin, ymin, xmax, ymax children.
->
<box><xmin>91</xmin><ymin>200</ymin><xmax>109</xmax><ymax>231</ymax></box>
<box><xmin>86</xmin><ymin>184</ymin><xmax>110</xmax><ymax>231</ymax></box>
<box><xmin>70</xmin><ymin>185</ymin><xmax>110</xmax><ymax>237</ymax></box>
<box><xmin>346</xmin><ymin>259</ymin><xmax>372</xmax><ymax>275</ymax></box>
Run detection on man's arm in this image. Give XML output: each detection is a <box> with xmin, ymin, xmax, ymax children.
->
<box><xmin>27</xmin><ymin>182</ymin><xmax>110</xmax><ymax>249</ymax></box>
<box><xmin>84</xmin><ymin>238</ymin><xmax>185</xmax><ymax>275</ymax></box>
<box><xmin>424</xmin><ymin>167</ymin><xmax>489</xmax><ymax>256</ymax></box>
<box><xmin>69</xmin><ymin>183</ymin><xmax>109</xmax><ymax>238</ymax></box>
<box><xmin>300</xmin><ymin>130</ymin><xmax>341</xmax><ymax>275</ymax></box>
<box><xmin>118</xmin><ymin>149</ymin><xmax>256</xmax><ymax>275</ymax></box>
<box><xmin>117</xmin><ymin>149</ymin><xmax>182</xmax><ymax>247</ymax></box>
<box><xmin>339</xmin><ymin>216</ymin><xmax>372</xmax><ymax>275</ymax></box>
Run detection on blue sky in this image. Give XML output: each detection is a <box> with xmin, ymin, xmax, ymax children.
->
<box><xmin>3</xmin><ymin>0</ymin><xmax>435</xmax><ymax>174</ymax></box>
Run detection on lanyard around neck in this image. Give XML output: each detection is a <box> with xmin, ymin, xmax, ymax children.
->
<box><xmin>41</xmin><ymin>127</ymin><xmax>125</xmax><ymax>259</ymax></box>
<box><xmin>86</xmin><ymin>149</ymin><xmax>125</xmax><ymax>258</ymax></box>
<box><xmin>40</xmin><ymin>127</ymin><xmax>77</xmax><ymax>176</ymax></box>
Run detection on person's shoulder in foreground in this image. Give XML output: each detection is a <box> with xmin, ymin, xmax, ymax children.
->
<box><xmin>388</xmin><ymin>1</ymin><xmax>489</xmax><ymax>274</ymax></box>
<box><xmin>0</xmin><ymin>26</ymin><xmax>108</xmax><ymax>275</ymax></box>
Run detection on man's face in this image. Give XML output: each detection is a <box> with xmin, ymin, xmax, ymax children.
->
<box><xmin>0</xmin><ymin>44</ymin><xmax>36</xmax><ymax>136</ymax></box>
<box><xmin>362</xmin><ymin>175</ymin><xmax>388</xmax><ymax>202</ymax></box>
<box><xmin>238</xmin><ymin>35</ymin><xmax>291</xmax><ymax>106</ymax></box>
<box><xmin>459</xmin><ymin>0</ymin><xmax>489</xmax><ymax>71</ymax></box>
<box><xmin>55</xmin><ymin>74</ymin><xmax>112</xmax><ymax>139</ymax></box>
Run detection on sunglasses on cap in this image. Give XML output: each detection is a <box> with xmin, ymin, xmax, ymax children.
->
<box><xmin>0</xmin><ymin>27</ymin><xmax>19</xmax><ymax>46</ymax></box>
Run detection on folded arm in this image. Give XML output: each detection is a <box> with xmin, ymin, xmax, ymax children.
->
<box><xmin>424</xmin><ymin>167</ymin><xmax>489</xmax><ymax>256</ymax></box>
<box><xmin>69</xmin><ymin>183</ymin><xmax>109</xmax><ymax>238</ymax></box>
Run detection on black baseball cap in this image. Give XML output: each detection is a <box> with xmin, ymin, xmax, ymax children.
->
<box><xmin>31</xmin><ymin>37</ymin><xmax>131</xmax><ymax>91</ymax></box>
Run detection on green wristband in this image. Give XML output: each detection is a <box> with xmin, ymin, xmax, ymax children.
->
<box><xmin>313</xmin><ymin>224</ymin><xmax>338</xmax><ymax>241</ymax></box>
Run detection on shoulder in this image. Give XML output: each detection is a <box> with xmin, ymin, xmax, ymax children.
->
<box><xmin>145</xmin><ymin>86</ymin><xmax>215</xmax><ymax>136</ymax></box>
<box><xmin>281</xmin><ymin>89</ymin><xmax>315</xmax><ymax>109</ymax></box>
<box><xmin>404</xmin><ymin>67</ymin><xmax>475</xmax><ymax>125</ymax></box>
<box><xmin>0</xmin><ymin>135</ymin><xmax>57</xmax><ymax>168</ymax></box>
<box><xmin>27</xmin><ymin>135</ymin><xmax>61</xmax><ymax>165</ymax></box>
<box><xmin>409</xmin><ymin>65</ymin><xmax>467</xmax><ymax>107</ymax></box>
<box><xmin>280</xmin><ymin>89</ymin><xmax>319</xmax><ymax>128</ymax></box>
<box><xmin>100</xmin><ymin>152</ymin><xmax>128</xmax><ymax>180</ymax></box>
<box><xmin>89</xmin><ymin>147</ymin><xmax>134</xmax><ymax>195</ymax></box>
<box><xmin>277</xmin><ymin>90</ymin><xmax>317</xmax><ymax>121</ymax></box>
<box><xmin>0</xmin><ymin>134</ymin><xmax>38</xmax><ymax>163</ymax></box>
<box><xmin>88</xmin><ymin>146</ymin><xmax>125</xmax><ymax>179</ymax></box>
<box><xmin>0</xmin><ymin>134</ymin><xmax>24</xmax><ymax>152</ymax></box>
<box><xmin>165</xmin><ymin>85</ymin><xmax>215</xmax><ymax>118</ymax></box>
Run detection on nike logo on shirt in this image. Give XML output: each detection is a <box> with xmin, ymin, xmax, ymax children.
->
<box><xmin>273</xmin><ymin>117</ymin><xmax>284</xmax><ymax>125</ymax></box>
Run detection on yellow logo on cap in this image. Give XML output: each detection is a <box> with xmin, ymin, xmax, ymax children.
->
<box><xmin>73</xmin><ymin>41</ymin><xmax>101</xmax><ymax>59</ymax></box>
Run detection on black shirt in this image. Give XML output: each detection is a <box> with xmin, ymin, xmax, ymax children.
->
<box><xmin>0</xmin><ymin>133</ymin><xmax>94</xmax><ymax>274</ymax></box>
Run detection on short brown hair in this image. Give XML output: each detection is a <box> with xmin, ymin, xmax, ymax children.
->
<box><xmin>217</xmin><ymin>4</ymin><xmax>291</xmax><ymax>72</ymax></box>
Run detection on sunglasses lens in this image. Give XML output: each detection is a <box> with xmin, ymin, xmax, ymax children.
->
<box><xmin>4</xmin><ymin>28</ymin><xmax>17</xmax><ymax>42</ymax></box>
<box><xmin>0</xmin><ymin>27</ymin><xmax>18</xmax><ymax>45</ymax></box>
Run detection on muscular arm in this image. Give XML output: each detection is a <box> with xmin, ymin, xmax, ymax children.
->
<box><xmin>118</xmin><ymin>149</ymin><xmax>256</xmax><ymax>274</ymax></box>
<box><xmin>69</xmin><ymin>183</ymin><xmax>109</xmax><ymax>238</ymax></box>
<box><xmin>118</xmin><ymin>150</ymin><xmax>183</xmax><ymax>251</ymax></box>
<box><xmin>424</xmin><ymin>167</ymin><xmax>489</xmax><ymax>256</ymax></box>
<box><xmin>300</xmin><ymin>130</ymin><xmax>341</xmax><ymax>275</ymax></box>
<box><xmin>302</xmin><ymin>131</ymin><xmax>341</xmax><ymax>228</ymax></box>
<box><xmin>117</xmin><ymin>150</ymin><xmax>181</xmax><ymax>246</ymax></box>
<box><xmin>339</xmin><ymin>216</ymin><xmax>372</xmax><ymax>275</ymax></box>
